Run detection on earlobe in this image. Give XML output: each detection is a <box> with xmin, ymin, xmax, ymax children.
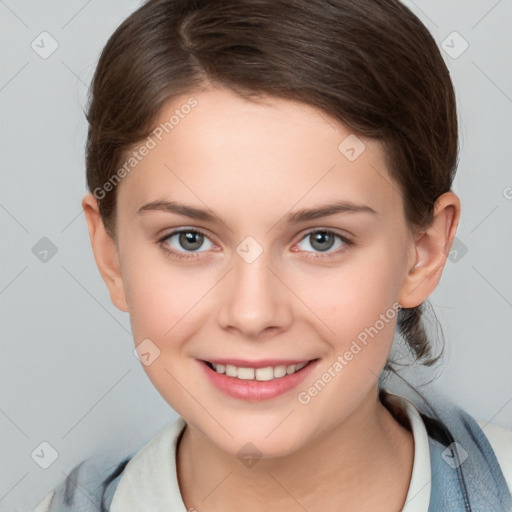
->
<box><xmin>82</xmin><ymin>194</ymin><xmax>129</xmax><ymax>312</ymax></box>
<box><xmin>398</xmin><ymin>192</ymin><xmax>461</xmax><ymax>308</ymax></box>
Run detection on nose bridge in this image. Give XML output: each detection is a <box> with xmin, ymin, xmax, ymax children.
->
<box><xmin>217</xmin><ymin>236</ymin><xmax>292</xmax><ymax>336</ymax></box>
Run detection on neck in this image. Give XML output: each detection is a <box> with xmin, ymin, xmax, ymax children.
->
<box><xmin>177</xmin><ymin>387</ymin><xmax>414</xmax><ymax>512</ymax></box>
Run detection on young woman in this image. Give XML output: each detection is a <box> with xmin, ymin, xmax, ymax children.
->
<box><xmin>26</xmin><ymin>0</ymin><xmax>512</xmax><ymax>510</ymax></box>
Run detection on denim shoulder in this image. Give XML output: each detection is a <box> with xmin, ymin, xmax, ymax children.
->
<box><xmin>418</xmin><ymin>397</ymin><xmax>512</xmax><ymax>512</ymax></box>
<box><xmin>37</xmin><ymin>449</ymin><xmax>135</xmax><ymax>512</ymax></box>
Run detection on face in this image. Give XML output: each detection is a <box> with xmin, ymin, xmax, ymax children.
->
<box><xmin>111</xmin><ymin>86</ymin><xmax>417</xmax><ymax>458</ymax></box>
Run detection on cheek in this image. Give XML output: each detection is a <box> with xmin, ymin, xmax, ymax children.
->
<box><xmin>303</xmin><ymin>243</ymin><xmax>405</xmax><ymax>376</ymax></box>
<box><xmin>310</xmin><ymin>247</ymin><xmax>403</xmax><ymax>330</ymax></box>
<box><xmin>121</xmin><ymin>254</ymin><xmax>211</xmax><ymax>406</ymax></box>
<box><xmin>119</xmin><ymin>240</ymin><xmax>197</xmax><ymax>337</ymax></box>
<box><xmin>291</xmin><ymin>250</ymin><xmax>403</xmax><ymax>417</ymax></box>
<box><xmin>125</xmin><ymin>264</ymin><xmax>209</xmax><ymax>342</ymax></box>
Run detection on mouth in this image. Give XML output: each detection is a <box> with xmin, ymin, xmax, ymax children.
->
<box><xmin>197</xmin><ymin>358</ymin><xmax>320</xmax><ymax>401</ymax></box>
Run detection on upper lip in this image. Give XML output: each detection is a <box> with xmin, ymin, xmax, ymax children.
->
<box><xmin>201</xmin><ymin>358</ymin><xmax>317</xmax><ymax>369</ymax></box>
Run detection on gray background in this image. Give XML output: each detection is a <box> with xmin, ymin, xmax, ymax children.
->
<box><xmin>1</xmin><ymin>0</ymin><xmax>511</xmax><ymax>510</ymax></box>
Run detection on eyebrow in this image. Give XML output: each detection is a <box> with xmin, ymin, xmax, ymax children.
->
<box><xmin>137</xmin><ymin>199</ymin><xmax>378</xmax><ymax>224</ymax></box>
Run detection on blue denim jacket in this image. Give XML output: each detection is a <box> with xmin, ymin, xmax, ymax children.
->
<box><xmin>43</xmin><ymin>390</ymin><xmax>512</xmax><ymax>511</ymax></box>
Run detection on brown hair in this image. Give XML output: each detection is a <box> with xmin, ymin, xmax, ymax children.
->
<box><xmin>85</xmin><ymin>0</ymin><xmax>458</xmax><ymax>366</ymax></box>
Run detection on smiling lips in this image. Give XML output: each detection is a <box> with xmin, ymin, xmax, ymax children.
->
<box><xmin>198</xmin><ymin>358</ymin><xmax>319</xmax><ymax>400</ymax></box>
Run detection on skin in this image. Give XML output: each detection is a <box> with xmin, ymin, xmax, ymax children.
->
<box><xmin>83</xmin><ymin>86</ymin><xmax>460</xmax><ymax>511</ymax></box>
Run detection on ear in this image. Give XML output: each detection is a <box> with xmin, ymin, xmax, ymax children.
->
<box><xmin>82</xmin><ymin>194</ymin><xmax>128</xmax><ymax>312</ymax></box>
<box><xmin>398</xmin><ymin>191</ymin><xmax>461</xmax><ymax>308</ymax></box>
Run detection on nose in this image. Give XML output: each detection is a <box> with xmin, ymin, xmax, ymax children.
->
<box><xmin>217</xmin><ymin>247</ymin><xmax>293</xmax><ymax>339</ymax></box>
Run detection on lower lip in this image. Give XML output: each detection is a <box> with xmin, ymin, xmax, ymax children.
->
<box><xmin>197</xmin><ymin>359</ymin><xmax>320</xmax><ymax>401</ymax></box>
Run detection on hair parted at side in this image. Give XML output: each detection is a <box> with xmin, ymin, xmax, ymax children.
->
<box><xmin>85</xmin><ymin>0</ymin><xmax>459</xmax><ymax>368</ymax></box>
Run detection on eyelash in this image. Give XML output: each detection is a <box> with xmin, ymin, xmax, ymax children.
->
<box><xmin>157</xmin><ymin>228</ymin><xmax>354</xmax><ymax>261</ymax></box>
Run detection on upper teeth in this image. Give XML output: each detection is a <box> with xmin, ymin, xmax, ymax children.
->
<box><xmin>212</xmin><ymin>362</ymin><xmax>308</xmax><ymax>381</ymax></box>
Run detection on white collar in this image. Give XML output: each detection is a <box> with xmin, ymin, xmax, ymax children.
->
<box><xmin>110</xmin><ymin>393</ymin><xmax>431</xmax><ymax>512</ymax></box>
<box><xmin>385</xmin><ymin>393</ymin><xmax>431</xmax><ymax>511</ymax></box>
<box><xmin>110</xmin><ymin>415</ymin><xmax>187</xmax><ymax>511</ymax></box>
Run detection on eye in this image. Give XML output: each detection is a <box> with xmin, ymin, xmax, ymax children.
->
<box><xmin>158</xmin><ymin>227</ymin><xmax>353</xmax><ymax>262</ymax></box>
<box><xmin>159</xmin><ymin>228</ymin><xmax>215</xmax><ymax>260</ymax></box>
<box><xmin>294</xmin><ymin>229</ymin><xmax>353</xmax><ymax>258</ymax></box>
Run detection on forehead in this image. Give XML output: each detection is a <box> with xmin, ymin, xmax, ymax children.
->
<box><xmin>116</xmin><ymin>87</ymin><xmax>402</xmax><ymax>224</ymax></box>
